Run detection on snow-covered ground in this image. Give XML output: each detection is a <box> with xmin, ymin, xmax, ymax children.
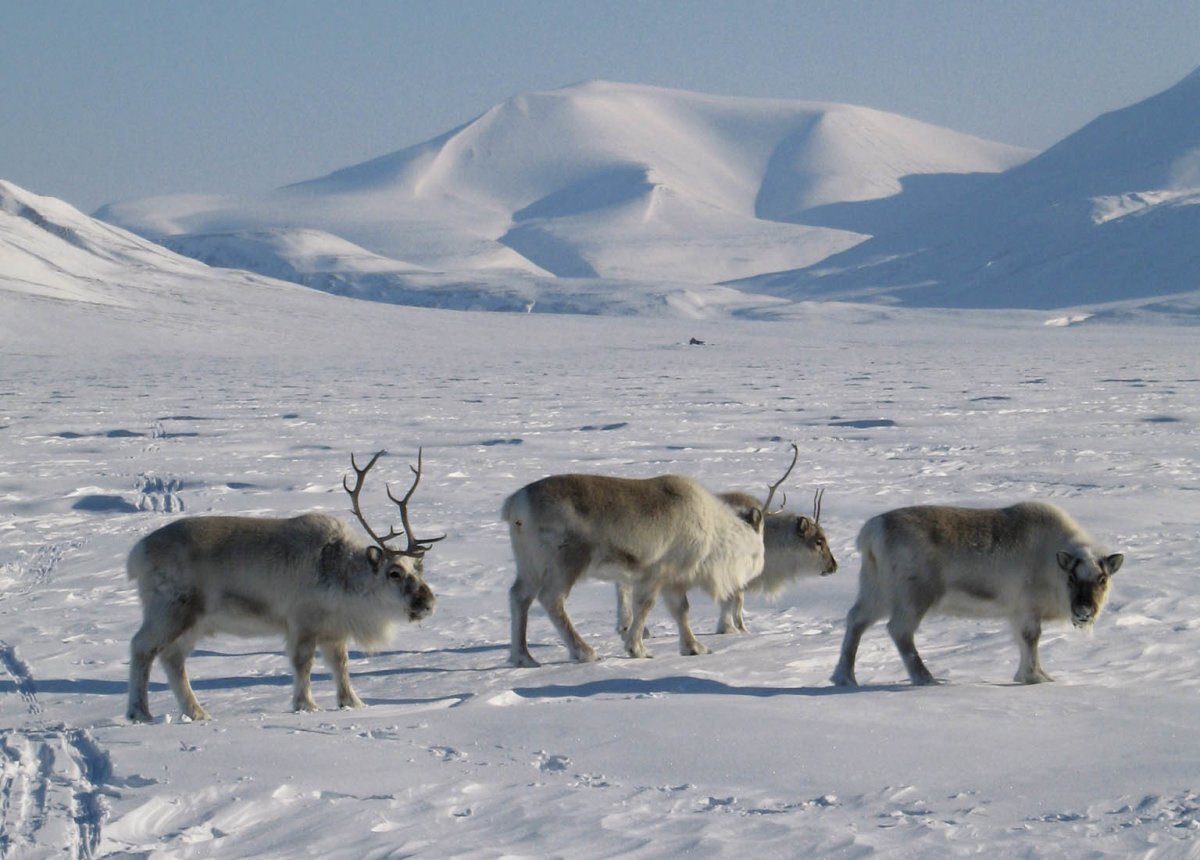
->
<box><xmin>2</xmin><ymin>269</ymin><xmax>1198</xmax><ymax>856</ymax></box>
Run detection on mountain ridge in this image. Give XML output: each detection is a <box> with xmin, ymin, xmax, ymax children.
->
<box><xmin>95</xmin><ymin>80</ymin><xmax>1032</xmax><ymax>292</ymax></box>
<box><xmin>739</xmin><ymin>68</ymin><xmax>1200</xmax><ymax>308</ymax></box>
<box><xmin>15</xmin><ymin>73</ymin><xmax>1198</xmax><ymax>315</ymax></box>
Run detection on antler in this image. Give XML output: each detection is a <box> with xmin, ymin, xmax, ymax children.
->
<box><xmin>813</xmin><ymin>487</ymin><xmax>825</xmax><ymax>524</ymax></box>
<box><xmin>344</xmin><ymin>450</ymin><xmax>407</xmax><ymax>549</ymax></box>
<box><xmin>385</xmin><ymin>448</ymin><xmax>447</xmax><ymax>557</ymax></box>
<box><xmin>762</xmin><ymin>442</ymin><xmax>799</xmax><ymax>516</ymax></box>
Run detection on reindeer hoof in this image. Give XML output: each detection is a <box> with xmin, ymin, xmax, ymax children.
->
<box><xmin>830</xmin><ymin>668</ymin><xmax>857</xmax><ymax>688</ymax></box>
<box><xmin>1016</xmin><ymin>670</ymin><xmax>1054</xmax><ymax>684</ymax></box>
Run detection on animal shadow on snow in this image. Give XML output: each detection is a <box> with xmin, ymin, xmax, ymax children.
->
<box><xmin>172</xmin><ymin>647</ymin><xmax>462</xmax><ymax>704</ymax></box>
<box><xmin>8</xmin><ymin>647</ymin><xmax>473</xmax><ymax>707</ymax></box>
<box><xmin>510</xmin><ymin>676</ymin><xmax>909</xmax><ymax>701</ymax></box>
<box><xmin>1</xmin><ymin>673</ymin><xmax>879</xmax><ymax>706</ymax></box>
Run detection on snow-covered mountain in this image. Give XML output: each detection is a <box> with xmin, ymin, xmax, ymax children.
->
<box><xmin>1</xmin><ymin>177</ymin><xmax>784</xmax><ymax>320</ymax></box>
<box><xmin>96</xmin><ymin>81</ymin><xmax>1031</xmax><ymax>295</ymax></box>
<box><xmin>13</xmin><ymin>74</ymin><xmax>1200</xmax><ymax>317</ymax></box>
<box><xmin>1</xmin><ymin>178</ymin><xmax>205</xmax><ymax>306</ymax></box>
<box><xmin>741</xmin><ymin>68</ymin><xmax>1200</xmax><ymax>308</ymax></box>
<box><xmin>0</xmin><ymin>178</ymin><xmax>373</xmax><ymax>351</ymax></box>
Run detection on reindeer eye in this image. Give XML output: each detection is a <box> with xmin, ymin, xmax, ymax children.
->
<box><xmin>388</xmin><ymin>569</ymin><xmax>403</xmax><ymax>581</ymax></box>
<box><xmin>1068</xmin><ymin>572</ymin><xmax>1079</xmax><ymax>586</ymax></box>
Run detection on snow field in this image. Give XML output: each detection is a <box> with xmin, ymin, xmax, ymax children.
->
<box><xmin>1</xmin><ymin>300</ymin><xmax>1198</xmax><ymax>857</ymax></box>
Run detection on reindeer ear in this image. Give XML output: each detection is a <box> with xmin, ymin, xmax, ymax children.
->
<box><xmin>1103</xmin><ymin>553</ymin><xmax>1124</xmax><ymax>575</ymax></box>
<box><xmin>1056</xmin><ymin>551</ymin><xmax>1075</xmax><ymax>573</ymax></box>
<box><xmin>366</xmin><ymin>545</ymin><xmax>385</xmax><ymax>568</ymax></box>
<box><xmin>797</xmin><ymin>516</ymin><xmax>815</xmax><ymax>537</ymax></box>
<box><xmin>744</xmin><ymin>508</ymin><xmax>763</xmax><ymax>531</ymax></box>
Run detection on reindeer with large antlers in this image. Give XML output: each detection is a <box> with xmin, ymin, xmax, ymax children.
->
<box><xmin>126</xmin><ymin>450</ymin><xmax>441</xmax><ymax>723</ymax></box>
<box><xmin>502</xmin><ymin>448</ymin><xmax>816</xmax><ymax>667</ymax></box>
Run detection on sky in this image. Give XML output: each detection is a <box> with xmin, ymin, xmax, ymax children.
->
<box><xmin>3</xmin><ymin>1</ymin><xmax>1197</xmax><ymax>214</ymax></box>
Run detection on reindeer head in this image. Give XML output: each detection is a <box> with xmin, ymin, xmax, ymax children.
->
<box><xmin>763</xmin><ymin>443</ymin><xmax>838</xmax><ymax>576</ymax></box>
<box><xmin>345</xmin><ymin>450</ymin><xmax>444</xmax><ymax>621</ymax></box>
<box><xmin>796</xmin><ymin>488</ymin><xmax>838</xmax><ymax>576</ymax></box>
<box><xmin>1057</xmin><ymin>549</ymin><xmax>1123</xmax><ymax>628</ymax></box>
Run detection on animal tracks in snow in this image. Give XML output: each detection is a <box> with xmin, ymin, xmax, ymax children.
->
<box><xmin>0</xmin><ymin>542</ymin><xmax>79</xmax><ymax>602</ymax></box>
<box><xmin>1</xmin><ymin>644</ymin><xmax>113</xmax><ymax>858</ymax></box>
<box><xmin>0</xmin><ymin>641</ymin><xmax>42</xmax><ymax>716</ymax></box>
<box><xmin>0</xmin><ymin>727</ymin><xmax>112</xmax><ymax>860</ymax></box>
<box><xmin>134</xmin><ymin>473</ymin><xmax>185</xmax><ymax>513</ymax></box>
<box><xmin>69</xmin><ymin>473</ymin><xmax>185</xmax><ymax>515</ymax></box>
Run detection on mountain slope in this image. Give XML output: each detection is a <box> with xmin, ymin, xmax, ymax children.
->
<box><xmin>0</xmin><ymin>177</ymin><xmax>793</xmax><ymax>323</ymax></box>
<box><xmin>96</xmin><ymin>81</ymin><xmax>1032</xmax><ymax>290</ymax></box>
<box><xmin>0</xmin><ymin>178</ymin><xmax>360</xmax><ymax>349</ymax></box>
<box><xmin>1</xmin><ymin>178</ymin><xmax>202</xmax><ymax>305</ymax></box>
<box><xmin>741</xmin><ymin>68</ymin><xmax>1200</xmax><ymax>308</ymax></box>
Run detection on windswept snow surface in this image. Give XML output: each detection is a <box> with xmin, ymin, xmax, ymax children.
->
<box><xmin>3</xmin><ymin>214</ymin><xmax>1199</xmax><ymax>856</ymax></box>
<box><xmin>95</xmin><ymin>80</ymin><xmax>1033</xmax><ymax>302</ymax></box>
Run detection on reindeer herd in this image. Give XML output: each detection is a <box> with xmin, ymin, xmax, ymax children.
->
<box><xmin>124</xmin><ymin>447</ymin><xmax>1125</xmax><ymax>723</ymax></box>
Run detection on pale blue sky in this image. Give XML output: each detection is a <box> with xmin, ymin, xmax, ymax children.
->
<box><xmin>4</xmin><ymin>1</ymin><xmax>1197</xmax><ymax>212</ymax></box>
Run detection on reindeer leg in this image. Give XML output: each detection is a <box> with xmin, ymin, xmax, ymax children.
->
<box><xmin>615</xmin><ymin>582</ymin><xmax>632</xmax><ymax>634</ymax></box>
<box><xmin>288</xmin><ymin>629</ymin><xmax>320</xmax><ymax>712</ymax></box>
<box><xmin>538</xmin><ymin>579</ymin><xmax>598</xmax><ymax>663</ymax></box>
<box><xmin>1011</xmin><ymin>616</ymin><xmax>1053</xmax><ymax>684</ymax></box>
<box><xmin>615</xmin><ymin>581</ymin><xmax>652</xmax><ymax>638</ymax></box>
<box><xmin>888</xmin><ymin>608</ymin><xmax>937</xmax><ymax>686</ymax></box>
<box><xmin>127</xmin><ymin>623</ymin><xmax>161</xmax><ymax>723</ymax></box>
<box><xmin>323</xmin><ymin>638</ymin><xmax>365</xmax><ymax>708</ymax></box>
<box><xmin>734</xmin><ymin>591</ymin><xmax>748</xmax><ymax>633</ymax></box>
<box><xmin>663</xmin><ymin>586</ymin><xmax>708</xmax><ymax>655</ymax></box>
<box><xmin>889</xmin><ymin>576</ymin><xmax>941</xmax><ymax>686</ymax></box>
<box><xmin>831</xmin><ymin>598</ymin><xmax>882</xmax><ymax>687</ymax></box>
<box><xmin>159</xmin><ymin>627</ymin><xmax>209</xmax><ymax>721</ymax></box>
<box><xmin>532</xmin><ymin>540</ymin><xmax>598</xmax><ymax>663</ymax></box>
<box><xmin>127</xmin><ymin>589</ymin><xmax>204</xmax><ymax>722</ymax></box>
<box><xmin>623</xmin><ymin>580</ymin><xmax>660</xmax><ymax>658</ymax></box>
<box><xmin>508</xmin><ymin>577</ymin><xmax>540</xmax><ymax>667</ymax></box>
<box><xmin>717</xmin><ymin>591</ymin><xmax>747</xmax><ymax>634</ymax></box>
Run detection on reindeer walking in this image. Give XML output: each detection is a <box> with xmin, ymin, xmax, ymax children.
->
<box><xmin>126</xmin><ymin>450</ymin><xmax>443</xmax><ymax>722</ymax></box>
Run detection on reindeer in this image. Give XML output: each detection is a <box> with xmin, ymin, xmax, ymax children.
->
<box><xmin>715</xmin><ymin>486</ymin><xmax>838</xmax><ymax>632</ymax></box>
<box><xmin>503</xmin><ymin>449</ymin><xmax>799</xmax><ymax>667</ymax></box>
<box><xmin>831</xmin><ymin>501</ymin><xmax>1125</xmax><ymax>687</ymax></box>
<box><xmin>125</xmin><ymin>450</ymin><xmax>443</xmax><ymax>722</ymax></box>
<box><xmin>616</xmin><ymin>469</ymin><xmax>838</xmax><ymax>637</ymax></box>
